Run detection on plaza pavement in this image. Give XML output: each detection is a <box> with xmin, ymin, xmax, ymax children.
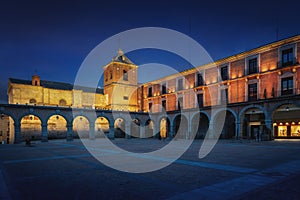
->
<box><xmin>0</xmin><ymin>138</ymin><xmax>300</xmax><ymax>199</ymax></box>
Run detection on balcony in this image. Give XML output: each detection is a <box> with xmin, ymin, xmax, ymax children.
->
<box><xmin>277</xmin><ymin>58</ymin><xmax>299</xmax><ymax>68</ymax></box>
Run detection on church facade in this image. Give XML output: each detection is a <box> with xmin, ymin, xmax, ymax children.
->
<box><xmin>1</xmin><ymin>35</ymin><xmax>300</xmax><ymax>143</ymax></box>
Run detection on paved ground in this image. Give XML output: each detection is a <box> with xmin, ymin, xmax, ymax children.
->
<box><xmin>0</xmin><ymin>138</ymin><xmax>300</xmax><ymax>200</ymax></box>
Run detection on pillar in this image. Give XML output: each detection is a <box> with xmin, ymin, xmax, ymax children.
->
<box><xmin>14</xmin><ymin>123</ymin><xmax>21</xmax><ymax>144</ymax></box>
<box><xmin>89</xmin><ymin>122</ymin><xmax>95</xmax><ymax>140</ymax></box>
<box><xmin>125</xmin><ymin>123</ymin><xmax>131</xmax><ymax>139</ymax></box>
<box><xmin>41</xmin><ymin>124</ymin><xmax>48</xmax><ymax>142</ymax></box>
<box><xmin>140</xmin><ymin>126</ymin><xmax>145</xmax><ymax>138</ymax></box>
<box><xmin>108</xmin><ymin>125</ymin><xmax>115</xmax><ymax>139</ymax></box>
<box><xmin>265</xmin><ymin>119</ymin><xmax>273</xmax><ymax>140</ymax></box>
<box><xmin>66</xmin><ymin>124</ymin><xmax>73</xmax><ymax>141</ymax></box>
<box><xmin>235</xmin><ymin>121</ymin><xmax>240</xmax><ymax>139</ymax></box>
<box><xmin>169</xmin><ymin>125</ymin><xmax>174</xmax><ymax>139</ymax></box>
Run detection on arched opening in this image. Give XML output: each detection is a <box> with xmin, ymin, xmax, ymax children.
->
<box><xmin>0</xmin><ymin>114</ymin><xmax>14</xmax><ymax>144</ymax></box>
<box><xmin>145</xmin><ymin>119</ymin><xmax>154</xmax><ymax>138</ymax></box>
<box><xmin>272</xmin><ymin>104</ymin><xmax>300</xmax><ymax>139</ymax></box>
<box><xmin>159</xmin><ymin>117</ymin><xmax>170</xmax><ymax>139</ymax></box>
<box><xmin>214</xmin><ymin>110</ymin><xmax>236</xmax><ymax>139</ymax></box>
<box><xmin>241</xmin><ymin>107</ymin><xmax>266</xmax><ymax>139</ymax></box>
<box><xmin>29</xmin><ymin>99</ymin><xmax>36</xmax><ymax>104</ymax></box>
<box><xmin>192</xmin><ymin>113</ymin><xmax>209</xmax><ymax>139</ymax></box>
<box><xmin>114</xmin><ymin>118</ymin><xmax>125</xmax><ymax>138</ymax></box>
<box><xmin>130</xmin><ymin>119</ymin><xmax>140</xmax><ymax>138</ymax></box>
<box><xmin>73</xmin><ymin>116</ymin><xmax>89</xmax><ymax>139</ymax></box>
<box><xmin>95</xmin><ymin>117</ymin><xmax>109</xmax><ymax>138</ymax></box>
<box><xmin>173</xmin><ymin>115</ymin><xmax>188</xmax><ymax>139</ymax></box>
<box><xmin>59</xmin><ymin>99</ymin><xmax>67</xmax><ymax>106</ymax></box>
<box><xmin>21</xmin><ymin>115</ymin><xmax>42</xmax><ymax>141</ymax></box>
<box><xmin>47</xmin><ymin>115</ymin><xmax>67</xmax><ymax>139</ymax></box>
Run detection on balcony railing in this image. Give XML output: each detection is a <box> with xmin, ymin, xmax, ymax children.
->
<box><xmin>277</xmin><ymin>58</ymin><xmax>299</xmax><ymax>68</ymax></box>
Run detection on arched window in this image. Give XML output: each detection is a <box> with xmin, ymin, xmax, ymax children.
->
<box><xmin>29</xmin><ymin>99</ymin><xmax>36</xmax><ymax>104</ymax></box>
<box><xmin>59</xmin><ymin>99</ymin><xmax>67</xmax><ymax>106</ymax></box>
<box><xmin>123</xmin><ymin>70</ymin><xmax>128</xmax><ymax>81</ymax></box>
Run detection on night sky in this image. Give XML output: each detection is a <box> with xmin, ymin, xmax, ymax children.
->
<box><xmin>1</xmin><ymin>0</ymin><xmax>300</xmax><ymax>103</ymax></box>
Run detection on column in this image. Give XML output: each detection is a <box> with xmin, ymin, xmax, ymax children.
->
<box><xmin>14</xmin><ymin>123</ymin><xmax>21</xmax><ymax>144</ymax></box>
<box><xmin>41</xmin><ymin>124</ymin><xmax>48</xmax><ymax>142</ymax></box>
<box><xmin>108</xmin><ymin>125</ymin><xmax>115</xmax><ymax>139</ymax></box>
<box><xmin>265</xmin><ymin>119</ymin><xmax>273</xmax><ymax>140</ymax></box>
<box><xmin>140</xmin><ymin>126</ymin><xmax>145</xmax><ymax>138</ymax></box>
<box><xmin>152</xmin><ymin>125</ymin><xmax>157</xmax><ymax>138</ymax></box>
<box><xmin>89</xmin><ymin>122</ymin><xmax>95</xmax><ymax>140</ymax></box>
<box><xmin>66</xmin><ymin>124</ymin><xmax>73</xmax><ymax>141</ymax></box>
<box><xmin>169</xmin><ymin>125</ymin><xmax>174</xmax><ymax>139</ymax></box>
<box><xmin>235</xmin><ymin>121</ymin><xmax>240</xmax><ymax>139</ymax></box>
<box><xmin>125</xmin><ymin>123</ymin><xmax>131</xmax><ymax>139</ymax></box>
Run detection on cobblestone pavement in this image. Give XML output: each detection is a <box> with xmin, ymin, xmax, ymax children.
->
<box><xmin>0</xmin><ymin>138</ymin><xmax>300</xmax><ymax>200</ymax></box>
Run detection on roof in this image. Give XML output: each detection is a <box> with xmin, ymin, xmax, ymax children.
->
<box><xmin>112</xmin><ymin>49</ymin><xmax>134</xmax><ymax>64</ymax></box>
<box><xmin>8</xmin><ymin>78</ymin><xmax>103</xmax><ymax>94</ymax></box>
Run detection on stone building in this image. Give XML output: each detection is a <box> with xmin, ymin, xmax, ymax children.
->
<box><xmin>1</xmin><ymin>34</ymin><xmax>300</xmax><ymax>143</ymax></box>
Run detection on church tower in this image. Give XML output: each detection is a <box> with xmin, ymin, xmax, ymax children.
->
<box><xmin>103</xmin><ymin>49</ymin><xmax>138</xmax><ymax>111</ymax></box>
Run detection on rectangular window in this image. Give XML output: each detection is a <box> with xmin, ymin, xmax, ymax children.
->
<box><xmin>162</xmin><ymin>100</ymin><xmax>166</xmax><ymax>111</ymax></box>
<box><xmin>161</xmin><ymin>83</ymin><xmax>167</xmax><ymax>94</ymax></box>
<box><xmin>148</xmin><ymin>102</ymin><xmax>152</xmax><ymax>112</ymax></box>
<box><xmin>248</xmin><ymin>58</ymin><xmax>258</xmax><ymax>74</ymax></box>
<box><xmin>220</xmin><ymin>66</ymin><xmax>229</xmax><ymax>81</ymax></box>
<box><xmin>248</xmin><ymin>83</ymin><xmax>257</xmax><ymax>101</ymax></box>
<box><xmin>196</xmin><ymin>73</ymin><xmax>204</xmax><ymax>86</ymax></box>
<box><xmin>197</xmin><ymin>93</ymin><xmax>204</xmax><ymax>108</ymax></box>
<box><xmin>148</xmin><ymin>87</ymin><xmax>153</xmax><ymax>97</ymax></box>
<box><xmin>123</xmin><ymin>96</ymin><xmax>128</xmax><ymax>100</ymax></box>
<box><xmin>282</xmin><ymin>48</ymin><xmax>293</xmax><ymax>67</ymax></box>
<box><xmin>221</xmin><ymin>88</ymin><xmax>228</xmax><ymax>103</ymax></box>
<box><xmin>177</xmin><ymin>97</ymin><xmax>183</xmax><ymax>110</ymax></box>
<box><xmin>177</xmin><ymin>79</ymin><xmax>183</xmax><ymax>91</ymax></box>
<box><xmin>281</xmin><ymin>77</ymin><xmax>293</xmax><ymax>95</ymax></box>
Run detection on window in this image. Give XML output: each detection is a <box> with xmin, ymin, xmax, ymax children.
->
<box><xmin>197</xmin><ymin>93</ymin><xmax>204</xmax><ymax>108</ymax></box>
<box><xmin>161</xmin><ymin>83</ymin><xmax>167</xmax><ymax>94</ymax></box>
<box><xmin>148</xmin><ymin>87</ymin><xmax>153</xmax><ymax>97</ymax></box>
<box><xmin>281</xmin><ymin>77</ymin><xmax>293</xmax><ymax>95</ymax></box>
<box><xmin>196</xmin><ymin>73</ymin><xmax>204</xmax><ymax>86</ymax></box>
<box><xmin>177</xmin><ymin>79</ymin><xmax>183</xmax><ymax>91</ymax></box>
<box><xmin>220</xmin><ymin>66</ymin><xmax>229</xmax><ymax>81</ymax></box>
<box><xmin>59</xmin><ymin>99</ymin><xmax>66</xmax><ymax>106</ymax></box>
<box><xmin>123</xmin><ymin>70</ymin><xmax>128</xmax><ymax>81</ymax></box>
<box><xmin>35</xmin><ymin>81</ymin><xmax>38</xmax><ymax>86</ymax></box>
<box><xmin>162</xmin><ymin>100</ymin><xmax>166</xmax><ymax>111</ymax></box>
<box><xmin>110</xmin><ymin>71</ymin><xmax>113</xmax><ymax>79</ymax></box>
<box><xmin>248</xmin><ymin>58</ymin><xmax>258</xmax><ymax>74</ymax></box>
<box><xmin>248</xmin><ymin>83</ymin><xmax>257</xmax><ymax>101</ymax></box>
<box><xmin>123</xmin><ymin>96</ymin><xmax>128</xmax><ymax>100</ymax></box>
<box><xmin>177</xmin><ymin>97</ymin><xmax>183</xmax><ymax>110</ymax></box>
<box><xmin>282</xmin><ymin>48</ymin><xmax>294</xmax><ymax>67</ymax></box>
<box><xmin>148</xmin><ymin>102</ymin><xmax>152</xmax><ymax>112</ymax></box>
<box><xmin>221</xmin><ymin>88</ymin><xmax>228</xmax><ymax>103</ymax></box>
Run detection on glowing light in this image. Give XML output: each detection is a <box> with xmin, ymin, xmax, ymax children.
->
<box><xmin>273</xmin><ymin>123</ymin><xmax>277</xmax><ymax>126</ymax></box>
<box><xmin>285</xmin><ymin>122</ymin><xmax>289</xmax><ymax>125</ymax></box>
<box><xmin>292</xmin><ymin>122</ymin><xmax>295</xmax><ymax>125</ymax></box>
<box><xmin>279</xmin><ymin>123</ymin><xmax>283</xmax><ymax>125</ymax></box>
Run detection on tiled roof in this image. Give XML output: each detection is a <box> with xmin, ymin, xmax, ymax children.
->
<box><xmin>9</xmin><ymin>78</ymin><xmax>103</xmax><ymax>94</ymax></box>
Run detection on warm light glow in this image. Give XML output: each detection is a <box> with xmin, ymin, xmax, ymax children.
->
<box><xmin>273</xmin><ymin>123</ymin><xmax>277</xmax><ymax>126</ymax></box>
<box><xmin>190</xmin><ymin>84</ymin><xmax>194</xmax><ymax>88</ymax></box>
<box><xmin>292</xmin><ymin>68</ymin><xmax>296</xmax><ymax>73</ymax></box>
<box><xmin>279</xmin><ymin>123</ymin><xmax>283</xmax><ymax>125</ymax></box>
<box><xmin>292</xmin><ymin>122</ymin><xmax>295</xmax><ymax>125</ymax></box>
<box><xmin>286</xmin><ymin>122</ymin><xmax>289</xmax><ymax>125</ymax></box>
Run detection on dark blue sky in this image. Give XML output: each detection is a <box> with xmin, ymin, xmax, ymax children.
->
<box><xmin>1</xmin><ymin>0</ymin><xmax>300</xmax><ymax>103</ymax></box>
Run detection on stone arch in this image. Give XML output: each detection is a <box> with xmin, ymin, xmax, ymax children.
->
<box><xmin>191</xmin><ymin>112</ymin><xmax>210</xmax><ymax>139</ymax></box>
<box><xmin>212</xmin><ymin>109</ymin><xmax>236</xmax><ymax>139</ymax></box>
<box><xmin>272</xmin><ymin>103</ymin><xmax>300</xmax><ymax>138</ymax></box>
<box><xmin>239</xmin><ymin>105</ymin><xmax>267</xmax><ymax>139</ymax></box>
<box><xmin>47</xmin><ymin>114</ymin><xmax>67</xmax><ymax>139</ymax></box>
<box><xmin>95</xmin><ymin>116</ymin><xmax>110</xmax><ymax>138</ymax></box>
<box><xmin>72</xmin><ymin>116</ymin><xmax>90</xmax><ymax>139</ymax></box>
<box><xmin>173</xmin><ymin>114</ymin><xmax>188</xmax><ymax>139</ymax></box>
<box><xmin>20</xmin><ymin>114</ymin><xmax>42</xmax><ymax>141</ymax></box>
<box><xmin>114</xmin><ymin>118</ymin><xmax>126</xmax><ymax>138</ymax></box>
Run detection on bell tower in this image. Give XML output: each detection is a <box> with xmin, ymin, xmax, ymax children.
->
<box><xmin>103</xmin><ymin>49</ymin><xmax>138</xmax><ymax>111</ymax></box>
